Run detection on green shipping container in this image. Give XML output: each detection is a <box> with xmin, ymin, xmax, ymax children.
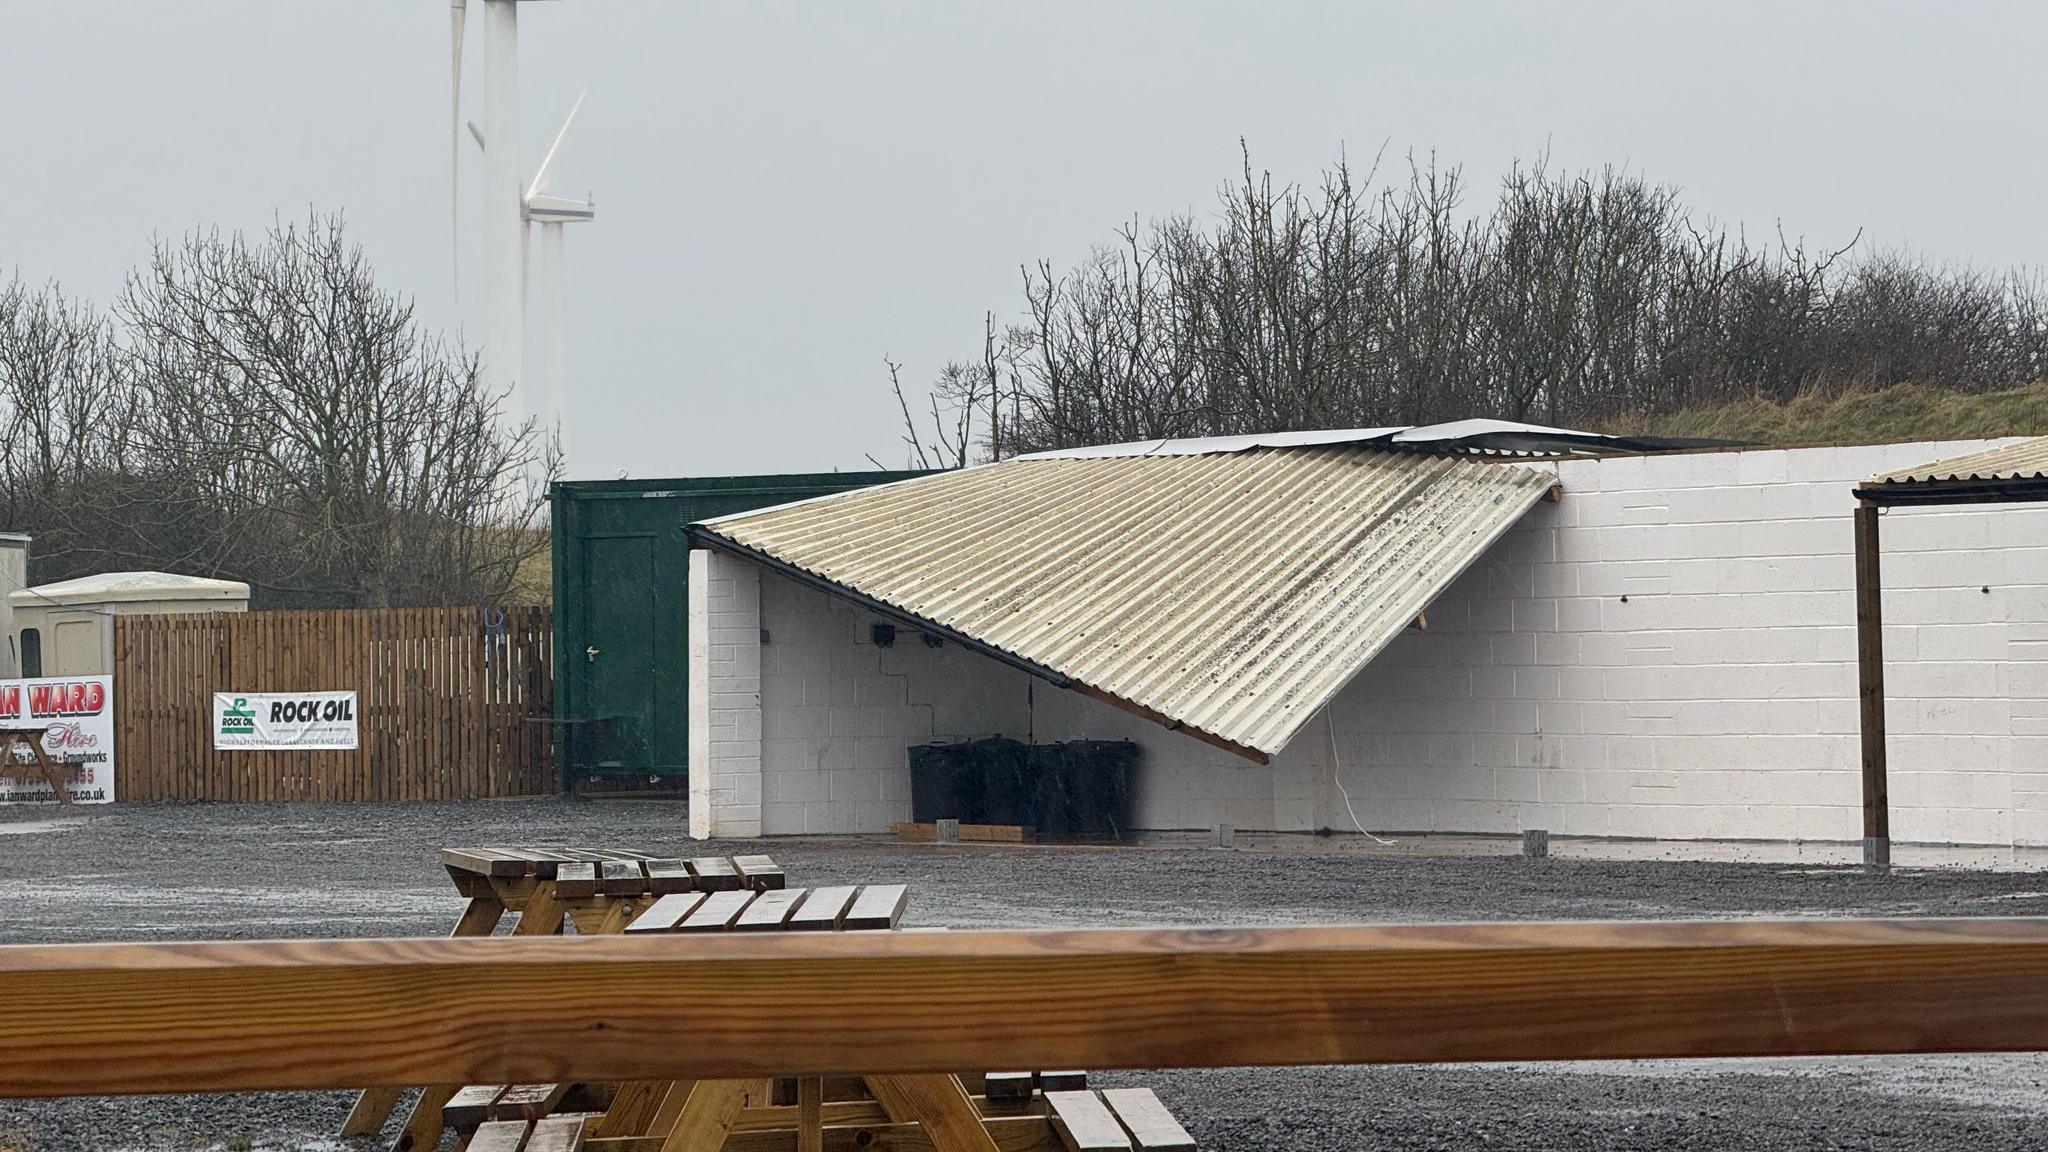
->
<box><xmin>550</xmin><ymin>470</ymin><xmax>928</xmax><ymax>785</ymax></box>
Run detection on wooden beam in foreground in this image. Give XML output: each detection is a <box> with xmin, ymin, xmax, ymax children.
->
<box><xmin>5</xmin><ymin>919</ymin><xmax>2048</xmax><ymax>1098</ymax></box>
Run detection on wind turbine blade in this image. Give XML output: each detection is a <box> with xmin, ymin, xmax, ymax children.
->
<box><xmin>525</xmin><ymin>88</ymin><xmax>587</xmax><ymax>201</ymax></box>
<box><xmin>450</xmin><ymin>0</ymin><xmax>467</xmax><ymax>302</ymax></box>
<box><xmin>468</xmin><ymin>120</ymin><xmax>486</xmax><ymax>150</ymax></box>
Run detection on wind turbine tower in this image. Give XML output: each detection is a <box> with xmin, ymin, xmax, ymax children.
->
<box><xmin>524</xmin><ymin>93</ymin><xmax>596</xmax><ymax>457</ymax></box>
<box><xmin>451</xmin><ymin>0</ymin><xmax>587</xmax><ymax>446</ymax></box>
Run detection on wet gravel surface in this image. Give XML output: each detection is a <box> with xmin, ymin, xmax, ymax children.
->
<box><xmin>3</xmin><ymin>800</ymin><xmax>2047</xmax><ymax>1150</ymax></box>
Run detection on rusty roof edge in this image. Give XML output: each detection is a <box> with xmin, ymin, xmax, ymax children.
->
<box><xmin>688</xmin><ymin>525</ymin><xmax>1273</xmax><ymax>765</ymax></box>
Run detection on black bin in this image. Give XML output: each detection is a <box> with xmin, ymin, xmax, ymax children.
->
<box><xmin>908</xmin><ymin>736</ymin><xmax>1137</xmax><ymax>839</ymax></box>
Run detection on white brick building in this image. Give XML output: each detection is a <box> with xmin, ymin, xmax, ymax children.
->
<box><xmin>689</xmin><ymin>437</ymin><xmax>2048</xmax><ymax>847</ymax></box>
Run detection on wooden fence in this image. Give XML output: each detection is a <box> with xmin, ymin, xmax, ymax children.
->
<box><xmin>114</xmin><ymin>606</ymin><xmax>554</xmax><ymax>802</ymax></box>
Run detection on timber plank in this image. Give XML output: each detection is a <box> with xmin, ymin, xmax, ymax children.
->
<box><xmin>1044</xmin><ymin>1092</ymin><xmax>1130</xmax><ymax>1152</ymax></box>
<box><xmin>982</xmin><ymin>1073</ymin><xmax>1033</xmax><ymax>1101</ymax></box>
<box><xmin>732</xmin><ymin>888</ymin><xmax>807</xmax><ymax>932</ymax></box>
<box><xmin>494</xmin><ymin>1083</ymin><xmax>572</xmax><ymax>1121</ymax></box>
<box><xmin>624</xmin><ymin>893</ymin><xmax>707</xmax><ymax>935</ymax></box>
<box><xmin>21</xmin><ymin>920</ymin><xmax>2048</xmax><ymax>1097</ymax></box>
<box><xmin>890</xmin><ymin>824</ymin><xmax>1032</xmax><ymax>844</ymax></box>
<box><xmin>732</xmin><ymin>855</ymin><xmax>786</xmax><ymax>891</ymax></box>
<box><xmin>797</xmin><ymin>1076</ymin><xmax>823</xmax><ymax>1152</ymax></box>
<box><xmin>675</xmin><ymin>890</ymin><xmax>756</xmax><ymax>933</ymax></box>
<box><xmin>525</xmin><ymin>1115</ymin><xmax>587</xmax><ymax>1152</ymax></box>
<box><xmin>656</xmin><ymin>1079</ymin><xmax>756</xmax><ymax>1152</ymax></box>
<box><xmin>589</xmin><ymin>1117</ymin><xmax>1056</xmax><ymax>1152</ymax></box>
<box><xmin>687</xmin><ymin>858</ymin><xmax>744</xmax><ymax>892</ymax></box>
<box><xmin>591</xmin><ymin>1081</ymin><xmax>672</xmax><ymax>1139</ymax></box>
<box><xmin>866</xmin><ymin>1075</ymin><xmax>1000</xmax><ymax>1152</ymax></box>
<box><xmin>469</xmin><ymin>1119</ymin><xmax>532</xmax><ymax>1152</ymax></box>
<box><xmin>1098</xmin><ymin>1089</ymin><xmax>1192</xmax><ymax>1152</ymax></box>
<box><xmin>787</xmin><ymin>886</ymin><xmax>856</xmax><ymax>931</ymax></box>
<box><xmin>556</xmin><ymin>862</ymin><xmax>600</xmax><ymax>898</ymax></box>
<box><xmin>445</xmin><ymin>849</ymin><xmax>529</xmax><ymax>878</ymax></box>
<box><xmin>644</xmin><ymin>860</ymin><xmax>695</xmax><ymax>894</ymax></box>
<box><xmin>445</xmin><ymin>1084</ymin><xmax>508</xmax><ymax>1128</ymax></box>
<box><xmin>603</xmin><ymin>860</ymin><xmax>650</xmax><ymax>897</ymax></box>
<box><xmin>842</xmin><ymin>886</ymin><xmax>908</xmax><ymax>931</ymax></box>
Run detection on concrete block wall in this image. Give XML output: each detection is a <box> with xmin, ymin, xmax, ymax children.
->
<box><xmin>688</xmin><ymin>548</ymin><xmax>765</xmax><ymax>838</ymax></box>
<box><xmin>693</xmin><ymin>438</ymin><xmax>2048</xmax><ymax>846</ymax></box>
<box><xmin>690</xmin><ymin>554</ymin><xmax>1342</xmax><ymax>837</ymax></box>
<box><xmin>1314</xmin><ymin>438</ymin><xmax>2048</xmax><ymax>846</ymax></box>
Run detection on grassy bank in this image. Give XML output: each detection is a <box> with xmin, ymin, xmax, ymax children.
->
<box><xmin>1604</xmin><ymin>381</ymin><xmax>2048</xmax><ymax>445</ymax></box>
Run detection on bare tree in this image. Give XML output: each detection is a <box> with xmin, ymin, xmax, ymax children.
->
<box><xmin>900</xmin><ymin>145</ymin><xmax>2048</xmax><ymax>460</ymax></box>
<box><xmin>0</xmin><ymin>214</ymin><xmax>550</xmax><ymax>608</ymax></box>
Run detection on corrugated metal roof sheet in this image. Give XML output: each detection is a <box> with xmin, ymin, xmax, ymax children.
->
<box><xmin>1865</xmin><ymin>436</ymin><xmax>2048</xmax><ymax>487</ymax></box>
<box><xmin>1011</xmin><ymin>420</ymin><xmax>1637</xmax><ymax>462</ymax></box>
<box><xmin>694</xmin><ymin>447</ymin><xmax>1557</xmax><ymax>761</ymax></box>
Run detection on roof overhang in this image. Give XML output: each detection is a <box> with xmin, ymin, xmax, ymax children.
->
<box><xmin>689</xmin><ymin>446</ymin><xmax>1560</xmax><ymax>764</ymax></box>
<box><xmin>1856</xmin><ymin>436</ymin><xmax>2048</xmax><ymax>507</ymax></box>
<box><xmin>689</xmin><ymin>529</ymin><xmax>1274</xmax><ymax>763</ymax></box>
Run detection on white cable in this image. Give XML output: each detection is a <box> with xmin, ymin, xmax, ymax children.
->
<box><xmin>1325</xmin><ymin>708</ymin><xmax>1395</xmax><ymax>846</ymax></box>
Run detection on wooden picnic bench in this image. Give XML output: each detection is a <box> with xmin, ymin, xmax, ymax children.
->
<box><xmin>344</xmin><ymin>846</ymin><xmax>1198</xmax><ymax>1152</ymax></box>
<box><xmin>0</xmin><ymin>726</ymin><xmax>72</xmax><ymax>806</ymax></box>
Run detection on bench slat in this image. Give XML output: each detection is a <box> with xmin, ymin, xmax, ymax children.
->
<box><xmin>842</xmin><ymin>885</ymin><xmax>908</xmax><ymax>931</ymax></box>
<box><xmin>1101</xmin><ymin>1088</ymin><xmax>1193</xmax><ymax>1152</ymax></box>
<box><xmin>524</xmin><ymin>1114</ymin><xmax>587</xmax><ymax>1152</ymax></box>
<box><xmin>732</xmin><ymin>855</ymin><xmax>786</xmax><ymax>891</ymax></box>
<box><xmin>444</xmin><ymin>1083</ymin><xmax>507</xmax><ymax>1128</ymax></box>
<box><xmin>468</xmin><ymin>1119</ymin><xmax>531</xmax><ymax>1152</ymax></box>
<box><xmin>732</xmin><ymin>887</ymin><xmax>808</xmax><ymax>931</ymax></box>
<box><xmin>686</xmin><ymin>857</ymin><xmax>744</xmax><ymax>891</ymax></box>
<box><xmin>675</xmin><ymin>889</ymin><xmax>757</xmax><ymax>932</ymax></box>
<box><xmin>643</xmin><ymin>859</ymin><xmax>695</xmax><ymax>894</ymax></box>
<box><xmin>623</xmin><ymin>893</ymin><xmax>706</xmax><ymax>934</ymax></box>
<box><xmin>984</xmin><ymin>1072</ymin><xmax>1034</xmax><ymax>1101</ymax></box>
<box><xmin>1046</xmin><ymin>1091</ymin><xmax>1133</xmax><ymax>1152</ymax></box>
<box><xmin>601</xmin><ymin>860</ymin><xmax>648</xmax><ymax>897</ymax></box>
<box><xmin>441</xmin><ymin>849</ymin><xmax>527</xmax><ymax>878</ymax></box>
<box><xmin>787</xmin><ymin>886</ymin><xmax>857</xmax><ymax>931</ymax></box>
<box><xmin>493</xmin><ymin>1082</ymin><xmax>570</xmax><ymax>1121</ymax></box>
<box><xmin>554</xmin><ymin>862</ymin><xmax>599</xmax><ymax>898</ymax></box>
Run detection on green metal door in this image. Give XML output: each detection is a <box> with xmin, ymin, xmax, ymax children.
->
<box><xmin>552</xmin><ymin>470</ymin><xmax>930</xmax><ymax>784</ymax></box>
<box><xmin>577</xmin><ymin>534</ymin><xmax>658</xmax><ymax>771</ymax></box>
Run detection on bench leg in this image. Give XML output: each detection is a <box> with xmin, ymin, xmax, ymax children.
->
<box><xmin>866</xmin><ymin>1075</ymin><xmax>1002</xmax><ymax>1152</ymax></box>
<box><xmin>339</xmin><ymin>895</ymin><xmax>506</xmax><ymax>1137</ymax></box>
<box><xmin>591</xmin><ymin>1080</ymin><xmax>675</xmax><ymax>1138</ymax></box>
<box><xmin>654</xmin><ymin>1079</ymin><xmax>766</xmax><ymax>1152</ymax></box>
<box><xmin>798</xmin><ymin>1077</ymin><xmax>824</xmax><ymax>1152</ymax></box>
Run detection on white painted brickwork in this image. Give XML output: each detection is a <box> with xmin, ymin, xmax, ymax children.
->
<box><xmin>693</xmin><ymin>439</ymin><xmax>2048</xmax><ymax>846</ymax></box>
<box><xmin>689</xmin><ymin>548</ymin><xmax>765</xmax><ymax>838</ymax></box>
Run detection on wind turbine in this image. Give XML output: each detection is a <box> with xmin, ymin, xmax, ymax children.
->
<box><xmin>447</xmin><ymin>0</ymin><xmax>590</xmax><ymax>463</ymax></box>
<box><xmin>523</xmin><ymin>92</ymin><xmax>596</xmax><ymax>459</ymax></box>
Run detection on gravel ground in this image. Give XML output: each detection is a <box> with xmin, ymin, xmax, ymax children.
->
<box><xmin>3</xmin><ymin>799</ymin><xmax>2046</xmax><ymax>1150</ymax></box>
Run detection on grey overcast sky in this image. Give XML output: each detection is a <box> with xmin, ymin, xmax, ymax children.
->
<box><xmin>5</xmin><ymin>2</ymin><xmax>2043</xmax><ymax>479</ymax></box>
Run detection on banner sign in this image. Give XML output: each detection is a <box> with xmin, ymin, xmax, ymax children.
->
<box><xmin>0</xmin><ymin>675</ymin><xmax>116</xmax><ymax>804</ymax></box>
<box><xmin>213</xmin><ymin>691</ymin><xmax>359</xmax><ymax>751</ymax></box>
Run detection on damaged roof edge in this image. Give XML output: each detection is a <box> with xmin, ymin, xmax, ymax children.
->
<box><xmin>691</xmin><ymin>447</ymin><xmax>1560</xmax><ymax>763</ymax></box>
<box><xmin>687</xmin><ymin>526</ymin><xmax>1276</xmax><ymax>765</ymax></box>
